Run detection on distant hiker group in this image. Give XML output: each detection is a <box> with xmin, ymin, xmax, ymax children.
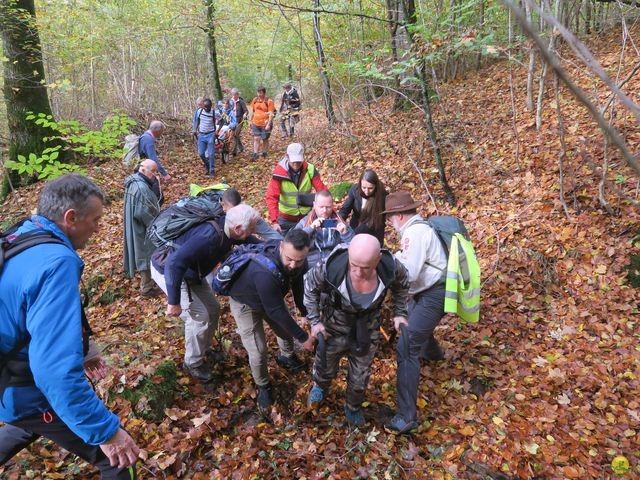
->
<box><xmin>0</xmin><ymin>114</ymin><xmax>479</xmax><ymax>476</ymax></box>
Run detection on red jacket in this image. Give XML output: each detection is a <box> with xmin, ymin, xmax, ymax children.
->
<box><xmin>266</xmin><ymin>158</ymin><xmax>327</xmax><ymax>223</ymax></box>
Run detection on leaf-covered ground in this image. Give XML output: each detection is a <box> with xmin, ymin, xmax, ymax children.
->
<box><xmin>1</xmin><ymin>29</ymin><xmax>639</xmax><ymax>480</ymax></box>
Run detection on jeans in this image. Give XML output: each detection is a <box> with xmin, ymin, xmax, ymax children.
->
<box><xmin>151</xmin><ymin>266</ymin><xmax>220</xmax><ymax>367</ymax></box>
<box><xmin>197</xmin><ymin>131</ymin><xmax>215</xmax><ymax>175</ymax></box>
<box><xmin>229</xmin><ymin>298</ymin><xmax>294</xmax><ymax>387</ymax></box>
<box><xmin>0</xmin><ymin>414</ymin><xmax>135</xmax><ymax>479</ymax></box>
<box><xmin>395</xmin><ymin>285</ymin><xmax>446</xmax><ymax>422</ymax></box>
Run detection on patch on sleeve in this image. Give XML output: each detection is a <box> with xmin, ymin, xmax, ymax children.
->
<box><xmin>403</xmin><ymin>237</ymin><xmax>411</xmax><ymax>251</ymax></box>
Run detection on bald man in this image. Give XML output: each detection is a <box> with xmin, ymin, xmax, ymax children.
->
<box><xmin>304</xmin><ymin>234</ymin><xmax>410</xmax><ymax>427</ymax></box>
<box><xmin>139</xmin><ymin>120</ymin><xmax>171</xmax><ymax>181</ymax></box>
<box><xmin>124</xmin><ymin>159</ymin><xmax>163</xmax><ymax>296</ymax></box>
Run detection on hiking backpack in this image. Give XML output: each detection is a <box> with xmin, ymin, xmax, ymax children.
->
<box><xmin>122</xmin><ymin>133</ymin><xmax>141</xmax><ymax>168</ymax></box>
<box><xmin>422</xmin><ymin>216</ymin><xmax>481</xmax><ymax>322</ymax></box>
<box><xmin>147</xmin><ymin>193</ymin><xmax>224</xmax><ymax>248</ymax></box>
<box><xmin>211</xmin><ymin>242</ymin><xmax>284</xmax><ymax>296</ymax></box>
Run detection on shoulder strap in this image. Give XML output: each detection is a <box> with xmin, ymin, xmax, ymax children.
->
<box><xmin>251</xmin><ymin>254</ymin><xmax>284</xmax><ymax>285</ymax></box>
<box><xmin>206</xmin><ymin>219</ymin><xmax>225</xmax><ymax>249</ymax></box>
<box><xmin>1</xmin><ymin>230</ymin><xmax>67</xmax><ymax>273</ymax></box>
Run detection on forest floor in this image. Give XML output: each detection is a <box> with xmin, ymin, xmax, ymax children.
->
<box><xmin>1</xmin><ymin>27</ymin><xmax>639</xmax><ymax>480</ymax></box>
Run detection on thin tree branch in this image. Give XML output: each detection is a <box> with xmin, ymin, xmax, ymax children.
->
<box><xmin>502</xmin><ymin>0</ymin><xmax>640</xmax><ymax>178</ymax></box>
<box><xmin>255</xmin><ymin>0</ymin><xmax>394</xmax><ymax>23</ymax></box>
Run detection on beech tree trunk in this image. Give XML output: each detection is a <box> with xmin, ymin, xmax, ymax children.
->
<box><xmin>0</xmin><ymin>0</ymin><xmax>64</xmax><ymax>192</ymax></box>
<box><xmin>313</xmin><ymin>0</ymin><xmax>336</xmax><ymax>126</ymax></box>
<box><xmin>205</xmin><ymin>0</ymin><xmax>223</xmax><ymax>102</ymax></box>
<box><xmin>401</xmin><ymin>0</ymin><xmax>456</xmax><ymax>205</ymax></box>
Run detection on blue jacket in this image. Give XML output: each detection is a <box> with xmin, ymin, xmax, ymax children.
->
<box><xmin>151</xmin><ymin>217</ymin><xmax>260</xmax><ymax>305</ymax></box>
<box><xmin>139</xmin><ymin>131</ymin><xmax>168</xmax><ymax>176</ymax></box>
<box><xmin>0</xmin><ymin>217</ymin><xmax>120</xmax><ymax>445</ymax></box>
<box><xmin>215</xmin><ymin>107</ymin><xmax>237</xmax><ymax>130</ymax></box>
<box><xmin>192</xmin><ymin>108</ymin><xmax>202</xmax><ymax>133</ymax></box>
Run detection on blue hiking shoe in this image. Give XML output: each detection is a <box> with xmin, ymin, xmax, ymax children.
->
<box><xmin>344</xmin><ymin>406</ymin><xmax>365</xmax><ymax>427</ymax></box>
<box><xmin>307</xmin><ymin>385</ymin><xmax>325</xmax><ymax>408</ymax></box>
<box><xmin>384</xmin><ymin>414</ymin><xmax>418</xmax><ymax>435</ymax></box>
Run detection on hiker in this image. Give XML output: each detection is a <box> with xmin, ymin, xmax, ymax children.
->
<box><xmin>218</xmin><ymin>229</ymin><xmax>315</xmax><ymax>411</ymax></box>
<box><xmin>123</xmin><ymin>159</ymin><xmax>163</xmax><ymax>297</ymax></box>
<box><xmin>382</xmin><ymin>191</ymin><xmax>447</xmax><ymax>434</ymax></box>
<box><xmin>191</xmin><ymin>96</ymin><xmax>205</xmax><ymax>138</ymax></box>
<box><xmin>266</xmin><ymin>143</ymin><xmax>327</xmax><ymax>234</ymax></box>
<box><xmin>305</xmin><ymin>234</ymin><xmax>410</xmax><ymax>427</ymax></box>
<box><xmin>249</xmin><ymin>86</ymin><xmax>276</xmax><ymax>161</ymax></box>
<box><xmin>279</xmin><ymin>83</ymin><xmax>301</xmax><ymax>138</ymax></box>
<box><xmin>338</xmin><ymin>169</ymin><xmax>388</xmax><ymax>245</ymax></box>
<box><xmin>229</xmin><ymin>88</ymin><xmax>248</xmax><ymax>156</ymax></box>
<box><xmin>150</xmin><ymin>204</ymin><xmax>260</xmax><ymax>382</ymax></box>
<box><xmin>0</xmin><ymin>174</ymin><xmax>140</xmax><ymax>477</ymax></box>
<box><xmin>220</xmin><ymin>188</ymin><xmax>282</xmax><ymax>240</ymax></box>
<box><xmin>139</xmin><ymin>120</ymin><xmax>171</xmax><ymax>181</ymax></box>
<box><xmin>194</xmin><ymin>98</ymin><xmax>217</xmax><ymax>177</ymax></box>
<box><xmin>214</xmin><ymin>98</ymin><xmax>237</xmax><ymax>162</ymax></box>
<box><xmin>294</xmin><ymin>190</ymin><xmax>354</xmax><ymax>267</ymax></box>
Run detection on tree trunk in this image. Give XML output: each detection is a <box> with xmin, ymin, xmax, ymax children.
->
<box><xmin>205</xmin><ymin>0</ymin><xmax>223</xmax><ymax>102</ymax></box>
<box><xmin>525</xmin><ymin>0</ymin><xmax>536</xmax><ymax>111</ymax></box>
<box><xmin>476</xmin><ymin>0</ymin><xmax>485</xmax><ymax>70</ymax></box>
<box><xmin>385</xmin><ymin>0</ymin><xmax>405</xmax><ymax>110</ymax></box>
<box><xmin>313</xmin><ymin>0</ymin><xmax>336</xmax><ymax>126</ymax></box>
<box><xmin>585</xmin><ymin>0</ymin><xmax>592</xmax><ymax>34</ymax></box>
<box><xmin>0</xmin><ymin>0</ymin><xmax>65</xmax><ymax>191</ymax></box>
<box><xmin>401</xmin><ymin>0</ymin><xmax>456</xmax><ymax>204</ymax></box>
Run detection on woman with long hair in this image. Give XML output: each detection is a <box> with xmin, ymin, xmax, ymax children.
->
<box><xmin>338</xmin><ymin>169</ymin><xmax>387</xmax><ymax>244</ymax></box>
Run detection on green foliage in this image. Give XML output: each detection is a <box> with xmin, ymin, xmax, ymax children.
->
<box><xmin>330</xmin><ymin>181</ymin><xmax>353</xmax><ymax>201</ymax></box>
<box><xmin>120</xmin><ymin>361</ymin><xmax>178</xmax><ymax>421</ymax></box>
<box><xmin>3</xmin><ymin>145</ymin><xmax>84</xmax><ymax>180</ymax></box>
<box><xmin>27</xmin><ymin>111</ymin><xmax>136</xmax><ymax>161</ymax></box>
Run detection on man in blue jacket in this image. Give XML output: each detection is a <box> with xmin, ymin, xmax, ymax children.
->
<box><xmin>0</xmin><ymin>174</ymin><xmax>139</xmax><ymax>477</ymax></box>
<box><xmin>225</xmin><ymin>229</ymin><xmax>315</xmax><ymax>411</ymax></box>
<box><xmin>151</xmin><ymin>204</ymin><xmax>261</xmax><ymax>383</ymax></box>
<box><xmin>139</xmin><ymin>120</ymin><xmax>171</xmax><ymax>181</ymax></box>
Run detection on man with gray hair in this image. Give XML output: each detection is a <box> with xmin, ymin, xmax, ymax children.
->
<box><xmin>0</xmin><ymin>174</ymin><xmax>139</xmax><ymax>477</ymax></box>
<box><xmin>150</xmin><ymin>203</ymin><xmax>260</xmax><ymax>382</ymax></box>
<box><xmin>124</xmin><ymin>159</ymin><xmax>163</xmax><ymax>297</ymax></box>
<box><xmin>139</xmin><ymin>120</ymin><xmax>171</xmax><ymax>181</ymax></box>
<box><xmin>229</xmin><ymin>88</ymin><xmax>247</xmax><ymax>156</ymax></box>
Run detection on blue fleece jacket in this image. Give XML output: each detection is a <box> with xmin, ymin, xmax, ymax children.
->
<box><xmin>0</xmin><ymin>217</ymin><xmax>120</xmax><ymax>445</ymax></box>
<box><xmin>138</xmin><ymin>131</ymin><xmax>168</xmax><ymax>176</ymax></box>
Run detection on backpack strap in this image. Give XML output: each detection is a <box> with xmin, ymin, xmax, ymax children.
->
<box><xmin>251</xmin><ymin>253</ymin><xmax>285</xmax><ymax>287</ymax></box>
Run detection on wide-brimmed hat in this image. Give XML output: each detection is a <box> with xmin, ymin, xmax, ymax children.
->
<box><xmin>382</xmin><ymin>191</ymin><xmax>422</xmax><ymax>214</ymax></box>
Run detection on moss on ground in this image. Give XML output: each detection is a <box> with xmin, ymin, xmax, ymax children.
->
<box><xmin>120</xmin><ymin>361</ymin><xmax>177</xmax><ymax>420</ymax></box>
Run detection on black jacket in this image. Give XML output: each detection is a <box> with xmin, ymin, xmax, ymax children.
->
<box><xmin>280</xmin><ymin>88</ymin><xmax>301</xmax><ymax>112</ymax></box>
<box><xmin>231</xmin><ymin>97</ymin><xmax>248</xmax><ymax>124</ymax></box>
<box><xmin>338</xmin><ymin>185</ymin><xmax>386</xmax><ymax>244</ymax></box>
<box><xmin>227</xmin><ymin>240</ymin><xmax>309</xmax><ymax>343</ymax></box>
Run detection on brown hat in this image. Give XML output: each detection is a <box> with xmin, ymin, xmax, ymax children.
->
<box><xmin>382</xmin><ymin>191</ymin><xmax>422</xmax><ymax>214</ymax></box>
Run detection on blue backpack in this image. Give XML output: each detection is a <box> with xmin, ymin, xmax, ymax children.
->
<box><xmin>212</xmin><ymin>242</ymin><xmax>284</xmax><ymax>295</ymax></box>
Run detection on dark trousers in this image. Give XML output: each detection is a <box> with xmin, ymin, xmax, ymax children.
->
<box><xmin>396</xmin><ymin>285</ymin><xmax>446</xmax><ymax>422</ymax></box>
<box><xmin>313</xmin><ymin>332</ymin><xmax>379</xmax><ymax>411</ymax></box>
<box><xmin>276</xmin><ymin>217</ymin><xmax>300</xmax><ymax>235</ymax></box>
<box><xmin>0</xmin><ymin>413</ymin><xmax>136</xmax><ymax>479</ymax></box>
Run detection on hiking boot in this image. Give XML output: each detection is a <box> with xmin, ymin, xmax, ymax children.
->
<box><xmin>252</xmin><ymin>153</ymin><xmax>258</xmax><ymax>162</ymax></box>
<box><xmin>141</xmin><ymin>286</ymin><xmax>163</xmax><ymax>298</ymax></box>
<box><xmin>281</xmin><ymin>133</ymin><xmax>288</xmax><ymax>139</ymax></box>
<box><xmin>384</xmin><ymin>414</ymin><xmax>418</xmax><ymax>435</ymax></box>
<box><xmin>261</xmin><ymin>151</ymin><xmax>267</xmax><ymax>158</ymax></box>
<box><xmin>256</xmin><ymin>384</ymin><xmax>274</xmax><ymax>411</ymax></box>
<box><xmin>344</xmin><ymin>406</ymin><xmax>365</xmax><ymax>427</ymax></box>
<box><xmin>307</xmin><ymin>385</ymin><xmax>325</xmax><ymax>408</ymax></box>
<box><xmin>182</xmin><ymin>362</ymin><xmax>214</xmax><ymax>383</ymax></box>
<box><xmin>420</xmin><ymin>337</ymin><xmax>445</xmax><ymax>362</ymax></box>
<box><xmin>275</xmin><ymin>352</ymin><xmax>306</xmax><ymax>373</ymax></box>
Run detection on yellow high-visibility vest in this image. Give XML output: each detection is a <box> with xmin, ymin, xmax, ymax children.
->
<box><xmin>278</xmin><ymin>164</ymin><xmax>315</xmax><ymax>217</ymax></box>
<box><xmin>444</xmin><ymin>233</ymin><xmax>481</xmax><ymax>323</ymax></box>
<box><xmin>189</xmin><ymin>182</ymin><xmax>230</xmax><ymax>197</ymax></box>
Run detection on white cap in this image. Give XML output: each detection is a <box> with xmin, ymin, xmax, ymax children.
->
<box><xmin>286</xmin><ymin>143</ymin><xmax>304</xmax><ymax>163</ymax></box>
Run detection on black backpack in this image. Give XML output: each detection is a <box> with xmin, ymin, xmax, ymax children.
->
<box><xmin>147</xmin><ymin>192</ymin><xmax>224</xmax><ymax>248</ymax></box>
<box><xmin>0</xmin><ymin>220</ymin><xmax>92</xmax><ymax>402</ymax></box>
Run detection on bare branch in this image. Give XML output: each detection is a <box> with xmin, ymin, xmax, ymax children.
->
<box><xmin>255</xmin><ymin>0</ymin><xmax>394</xmax><ymax>24</ymax></box>
<box><xmin>502</xmin><ymin>0</ymin><xmax>640</xmax><ymax>178</ymax></box>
